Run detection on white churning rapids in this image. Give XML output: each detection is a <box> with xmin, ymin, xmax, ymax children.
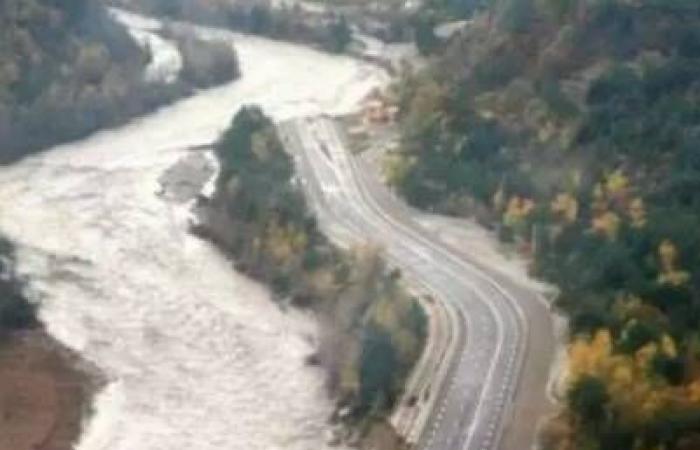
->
<box><xmin>0</xmin><ymin>11</ymin><xmax>388</xmax><ymax>450</ymax></box>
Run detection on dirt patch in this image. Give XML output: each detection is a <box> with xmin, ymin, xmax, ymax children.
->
<box><xmin>361</xmin><ymin>421</ymin><xmax>409</xmax><ymax>450</ymax></box>
<box><xmin>0</xmin><ymin>330</ymin><xmax>99</xmax><ymax>450</ymax></box>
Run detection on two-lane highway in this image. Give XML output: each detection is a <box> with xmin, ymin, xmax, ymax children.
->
<box><xmin>278</xmin><ymin>117</ymin><xmax>553</xmax><ymax>450</ymax></box>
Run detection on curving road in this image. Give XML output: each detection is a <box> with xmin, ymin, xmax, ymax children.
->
<box><xmin>278</xmin><ymin>116</ymin><xmax>555</xmax><ymax>450</ymax></box>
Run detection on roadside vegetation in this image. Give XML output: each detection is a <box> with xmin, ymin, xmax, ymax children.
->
<box><xmin>196</xmin><ymin>106</ymin><xmax>426</xmax><ymax>434</ymax></box>
<box><xmin>0</xmin><ymin>0</ymin><xmax>239</xmax><ymax>163</ymax></box>
<box><xmin>385</xmin><ymin>1</ymin><xmax>700</xmax><ymax>449</ymax></box>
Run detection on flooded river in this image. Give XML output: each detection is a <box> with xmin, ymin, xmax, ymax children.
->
<box><xmin>0</xmin><ymin>13</ymin><xmax>387</xmax><ymax>450</ymax></box>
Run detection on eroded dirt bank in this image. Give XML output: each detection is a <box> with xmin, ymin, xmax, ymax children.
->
<box><xmin>0</xmin><ymin>330</ymin><xmax>98</xmax><ymax>450</ymax></box>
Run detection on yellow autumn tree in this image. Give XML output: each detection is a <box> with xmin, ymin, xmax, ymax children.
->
<box><xmin>628</xmin><ymin>197</ymin><xmax>647</xmax><ymax>228</ymax></box>
<box><xmin>566</xmin><ymin>329</ymin><xmax>700</xmax><ymax>426</ymax></box>
<box><xmin>551</xmin><ymin>192</ymin><xmax>579</xmax><ymax>224</ymax></box>
<box><xmin>265</xmin><ymin>221</ymin><xmax>308</xmax><ymax>265</ymax></box>
<box><xmin>661</xmin><ymin>334</ymin><xmax>678</xmax><ymax>358</ymax></box>
<box><xmin>568</xmin><ymin>329</ymin><xmax>613</xmax><ymax>378</ymax></box>
<box><xmin>612</xmin><ymin>295</ymin><xmax>666</xmax><ymax>324</ymax></box>
<box><xmin>382</xmin><ymin>153</ymin><xmax>415</xmax><ymax>186</ymax></box>
<box><xmin>591</xmin><ymin>211</ymin><xmax>621</xmax><ymax>240</ymax></box>
<box><xmin>503</xmin><ymin>195</ymin><xmax>535</xmax><ymax>228</ymax></box>
<box><xmin>492</xmin><ymin>183</ymin><xmax>505</xmax><ymax>212</ymax></box>
<box><xmin>657</xmin><ymin>239</ymin><xmax>690</xmax><ymax>287</ymax></box>
<box><xmin>591</xmin><ymin>182</ymin><xmax>608</xmax><ymax>215</ymax></box>
<box><xmin>605</xmin><ymin>169</ymin><xmax>630</xmax><ymax>205</ymax></box>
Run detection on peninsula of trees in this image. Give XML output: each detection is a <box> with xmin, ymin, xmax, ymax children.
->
<box><xmin>196</xmin><ymin>107</ymin><xmax>426</xmax><ymax>438</ymax></box>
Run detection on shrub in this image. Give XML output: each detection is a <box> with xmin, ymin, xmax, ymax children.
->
<box><xmin>0</xmin><ymin>237</ymin><xmax>37</xmax><ymax>334</ymax></box>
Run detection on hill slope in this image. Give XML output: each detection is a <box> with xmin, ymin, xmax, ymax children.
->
<box><xmin>389</xmin><ymin>1</ymin><xmax>700</xmax><ymax>449</ymax></box>
<box><xmin>0</xmin><ymin>1</ymin><xmax>240</xmax><ymax>163</ymax></box>
<box><xmin>0</xmin><ymin>1</ymin><xmax>149</xmax><ymax>160</ymax></box>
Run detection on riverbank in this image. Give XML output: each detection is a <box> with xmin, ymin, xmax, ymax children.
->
<box><xmin>0</xmin><ymin>330</ymin><xmax>100</xmax><ymax>450</ymax></box>
<box><xmin>0</xmin><ymin>233</ymin><xmax>99</xmax><ymax>450</ymax></box>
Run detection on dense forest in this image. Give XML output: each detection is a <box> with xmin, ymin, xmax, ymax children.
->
<box><xmin>0</xmin><ymin>0</ymin><xmax>239</xmax><ymax>163</ymax></box>
<box><xmin>196</xmin><ymin>107</ymin><xmax>426</xmax><ymax>433</ymax></box>
<box><xmin>386</xmin><ymin>0</ymin><xmax>700</xmax><ymax>449</ymax></box>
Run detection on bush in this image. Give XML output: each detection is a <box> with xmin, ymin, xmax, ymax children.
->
<box><xmin>325</xmin><ymin>16</ymin><xmax>352</xmax><ymax>53</ymax></box>
<box><xmin>357</xmin><ymin>325</ymin><xmax>398</xmax><ymax>414</ymax></box>
<box><xmin>414</xmin><ymin>16</ymin><xmax>440</xmax><ymax>56</ymax></box>
<box><xmin>473</xmin><ymin>51</ymin><xmax>526</xmax><ymax>91</ymax></box>
<box><xmin>177</xmin><ymin>37</ymin><xmax>240</xmax><ymax>88</ymax></box>
<box><xmin>567</xmin><ymin>375</ymin><xmax>609</xmax><ymax>428</ymax></box>
<box><xmin>537</xmin><ymin>78</ymin><xmax>579</xmax><ymax>118</ymax></box>
<box><xmin>0</xmin><ymin>237</ymin><xmax>37</xmax><ymax>334</ymax></box>
<box><xmin>499</xmin><ymin>0</ymin><xmax>535</xmax><ymax>34</ymax></box>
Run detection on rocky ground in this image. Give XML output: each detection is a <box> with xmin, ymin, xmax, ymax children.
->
<box><xmin>158</xmin><ymin>150</ymin><xmax>216</xmax><ymax>204</ymax></box>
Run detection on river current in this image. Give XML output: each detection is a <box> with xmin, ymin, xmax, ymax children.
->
<box><xmin>0</xmin><ymin>12</ymin><xmax>387</xmax><ymax>450</ymax></box>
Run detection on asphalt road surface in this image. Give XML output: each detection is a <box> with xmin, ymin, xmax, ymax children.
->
<box><xmin>278</xmin><ymin>117</ymin><xmax>555</xmax><ymax>450</ymax></box>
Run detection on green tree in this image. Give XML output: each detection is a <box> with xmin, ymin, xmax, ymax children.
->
<box><xmin>249</xmin><ymin>5</ymin><xmax>272</xmax><ymax>34</ymax></box>
<box><xmin>358</xmin><ymin>325</ymin><xmax>398</xmax><ymax>414</ymax></box>
<box><xmin>541</xmin><ymin>0</ymin><xmax>584</xmax><ymax>22</ymax></box>
<box><xmin>0</xmin><ymin>237</ymin><xmax>37</xmax><ymax>334</ymax></box>
<box><xmin>414</xmin><ymin>17</ymin><xmax>439</xmax><ymax>55</ymax></box>
<box><xmin>567</xmin><ymin>375</ymin><xmax>609</xmax><ymax>429</ymax></box>
<box><xmin>326</xmin><ymin>15</ymin><xmax>352</xmax><ymax>53</ymax></box>
<box><xmin>618</xmin><ymin>321</ymin><xmax>659</xmax><ymax>354</ymax></box>
<box><xmin>499</xmin><ymin>0</ymin><xmax>535</xmax><ymax>33</ymax></box>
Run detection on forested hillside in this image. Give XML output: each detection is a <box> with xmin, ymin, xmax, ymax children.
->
<box><xmin>1</xmin><ymin>0</ymin><xmax>145</xmax><ymax>160</ymax></box>
<box><xmin>387</xmin><ymin>1</ymin><xmax>700</xmax><ymax>449</ymax></box>
<box><xmin>197</xmin><ymin>107</ymin><xmax>426</xmax><ymax>440</ymax></box>
<box><xmin>0</xmin><ymin>0</ymin><xmax>239</xmax><ymax>163</ymax></box>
